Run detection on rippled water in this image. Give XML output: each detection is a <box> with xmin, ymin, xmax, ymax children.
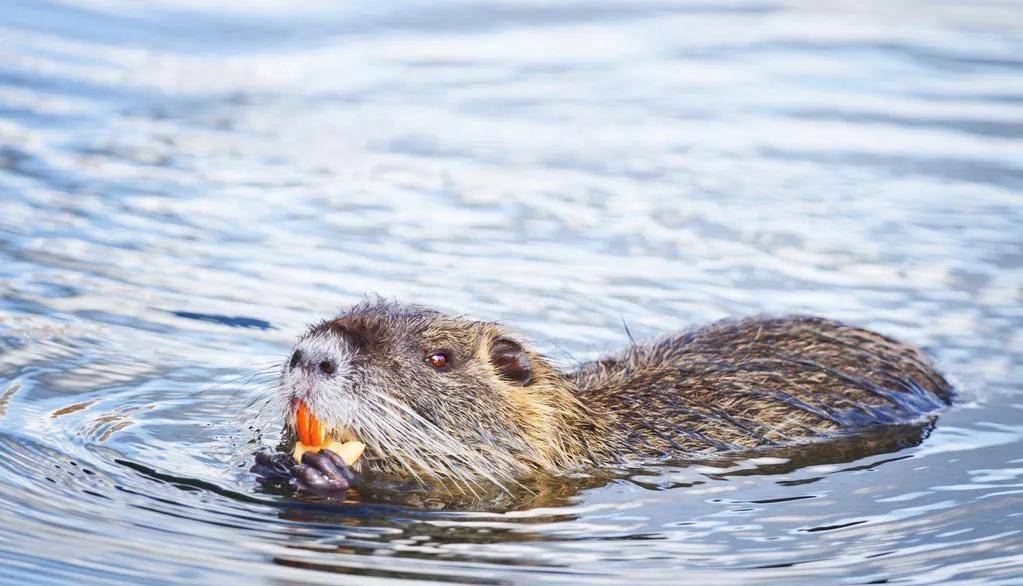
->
<box><xmin>2</xmin><ymin>0</ymin><xmax>1022</xmax><ymax>583</ymax></box>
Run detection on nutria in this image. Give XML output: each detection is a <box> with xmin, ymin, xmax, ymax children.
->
<box><xmin>252</xmin><ymin>298</ymin><xmax>953</xmax><ymax>493</ymax></box>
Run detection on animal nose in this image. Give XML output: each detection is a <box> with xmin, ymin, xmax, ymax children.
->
<box><xmin>288</xmin><ymin>349</ymin><xmax>338</xmax><ymax>377</ymax></box>
<box><xmin>318</xmin><ymin>359</ymin><xmax>336</xmax><ymax>375</ymax></box>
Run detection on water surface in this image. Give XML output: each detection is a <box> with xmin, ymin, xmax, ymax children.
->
<box><xmin>1</xmin><ymin>0</ymin><xmax>1022</xmax><ymax>583</ymax></box>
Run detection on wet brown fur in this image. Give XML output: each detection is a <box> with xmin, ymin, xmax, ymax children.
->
<box><xmin>570</xmin><ymin>315</ymin><xmax>953</xmax><ymax>460</ymax></box>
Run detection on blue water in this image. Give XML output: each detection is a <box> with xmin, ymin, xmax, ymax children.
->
<box><xmin>1</xmin><ymin>1</ymin><xmax>1022</xmax><ymax>583</ymax></box>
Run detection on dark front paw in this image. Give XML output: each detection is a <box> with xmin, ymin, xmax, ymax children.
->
<box><xmin>252</xmin><ymin>449</ymin><xmax>359</xmax><ymax>494</ymax></box>
<box><xmin>292</xmin><ymin>449</ymin><xmax>358</xmax><ymax>493</ymax></box>
<box><xmin>251</xmin><ymin>450</ymin><xmax>295</xmax><ymax>485</ymax></box>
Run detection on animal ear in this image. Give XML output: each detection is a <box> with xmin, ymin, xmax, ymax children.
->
<box><xmin>489</xmin><ymin>338</ymin><xmax>533</xmax><ymax>387</ymax></box>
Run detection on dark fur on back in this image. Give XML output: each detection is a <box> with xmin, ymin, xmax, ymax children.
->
<box><xmin>570</xmin><ymin>316</ymin><xmax>953</xmax><ymax>459</ymax></box>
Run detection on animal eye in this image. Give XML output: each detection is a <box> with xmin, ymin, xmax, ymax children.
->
<box><xmin>427</xmin><ymin>352</ymin><xmax>449</xmax><ymax>370</ymax></box>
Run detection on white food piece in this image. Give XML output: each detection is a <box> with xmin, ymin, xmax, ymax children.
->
<box><xmin>292</xmin><ymin>440</ymin><xmax>366</xmax><ymax>465</ymax></box>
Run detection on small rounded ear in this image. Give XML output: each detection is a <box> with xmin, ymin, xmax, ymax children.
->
<box><xmin>489</xmin><ymin>337</ymin><xmax>533</xmax><ymax>387</ymax></box>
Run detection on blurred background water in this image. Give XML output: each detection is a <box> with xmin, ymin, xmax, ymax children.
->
<box><xmin>1</xmin><ymin>0</ymin><xmax>1022</xmax><ymax>583</ymax></box>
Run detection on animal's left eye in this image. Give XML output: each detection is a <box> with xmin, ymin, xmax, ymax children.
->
<box><xmin>427</xmin><ymin>352</ymin><xmax>449</xmax><ymax>370</ymax></box>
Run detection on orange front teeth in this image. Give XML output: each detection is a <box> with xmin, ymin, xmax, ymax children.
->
<box><xmin>295</xmin><ymin>400</ymin><xmax>327</xmax><ymax>447</ymax></box>
<box><xmin>292</xmin><ymin>399</ymin><xmax>366</xmax><ymax>465</ymax></box>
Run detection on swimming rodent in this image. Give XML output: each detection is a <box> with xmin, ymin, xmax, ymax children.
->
<box><xmin>252</xmin><ymin>298</ymin><xmax>953</xmax><ymax>493</ymax></box>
